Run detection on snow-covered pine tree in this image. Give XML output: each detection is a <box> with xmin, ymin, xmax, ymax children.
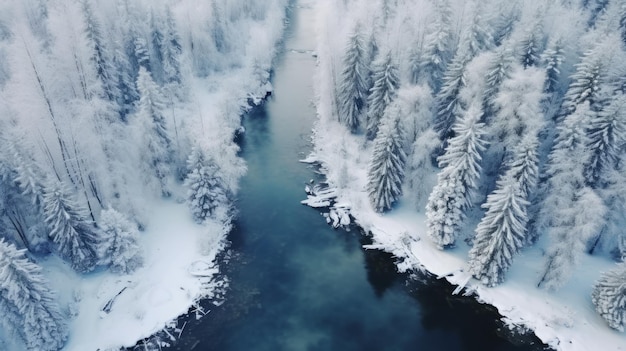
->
<box><xmin>491</xmin><ymin>3</ymin><xmax>520</xmax><ymax>46</ymax></box>
<box><xmin>468</xmin><ymin>175</ymin><xmax>528</xmax><ymax>287</ymax></box>
<box><xmin>560</xmin><ymin>44</ymin><xmax>606</xmax><ymax>117</ymax></box>
<box><xmin>0</xmin><ymin>239</ymin><xmax>68</xmax><ymax>351</ymax></box>
<box><xmin>541</xmin><ymin>37</ymin><xmax>565</xmax><ymax>94</ymax></box>
<box><xmin>420</xmin><ymin>0</ymin><xmax>453</xmax><ymax>90</ymax></box>
<box><xmin>97</xmin><ymin>208</ymin><xmax>143</xmax><ymax>274</ymax></box>
<box><xmin>81</xmin><ymin>0</ymin><xmax>119</xmax><ymax>104</ymax></box>
<box><xmin>366</xmin><ymin>51</ymin><xmax>399</xmax><ymax>140</ymax></box>
<box><xmin>593</xmin><ymin>263</ymin><xmax>626</xmax><ymax>331</ymax></box>
<box><xmin>184</xmin><ymin>147</ymin><xmax>229</xmax><ymax>223</ymax></box>
<box><xmin>162</xmin><ymin>6</ymin><xmax>183</xmax><ymax>86</ymax></box>
<box><xmin>43</xmin><ymin>180</ymin><xmax>98</xmax><ymax>273</ymax></box>
<box><xmin>490</xmin><ymin>66</ymin><xmax>545</xmax><ymax>153</ymax></box>
<box><xmin>517</xmin><ymin>21</ymin><xmax>543</xmax><ymax>68</ymax></box>
<box><xmin>337</xmin><ymin>26</ymin><xmax>370</xmax><ymax>132</ymax></box>
<box><xmin>482</xmin><ymin>46</ymin><xmax>514</xmax><ymax>119</ymax></box>
<box><xmin>426</xmin><ymin>104</ymin><xmax>487</xmax><ymax>248</ymax></box>
<box><xmin>468</xmin><ymin>136</ymin><xmax>538</xmax><ymax>286</ymax></box>
<box><xmin>538</xmin><ymin>102</ymin><xmax>606</xmax><ymax>289</ymax></box>
<box><xmin>462</xmin><ymin>3</ymin><xmax>493</xmax><ymax>58</ymax></box>
<box><xmin>585</xmin><ymin>93</ymin><xmax>626</xmax><ymax>186</ymax></box>
<box><xmin>434</xmin><ymin>48</ymin><xmax>469</xmax><ymax>138</ymax></box>
<box><xmin>366</xmin><ymin>106</ymin><xmax>406</xmax><ymax>212</ymax></box>
<box><xmin>136</xmin><ymin>66</ymin><xmax>172</xmax><ymax>196</ymax></box>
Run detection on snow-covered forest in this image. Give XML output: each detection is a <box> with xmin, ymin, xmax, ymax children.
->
<box><xmin>0</xmin><ymin>0</ymin><xmax>287</xmax><ymax>349</ymax></box>
<box><xmin>310</xmin><ymin>0</ymin><xmax>626</xmax><ymax>346</ymax></box>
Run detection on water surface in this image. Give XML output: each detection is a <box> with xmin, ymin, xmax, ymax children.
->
<box><xmin>171</xmin><ymin>2</ymin><xmax>547</xmax><ymax>350</ymax></box>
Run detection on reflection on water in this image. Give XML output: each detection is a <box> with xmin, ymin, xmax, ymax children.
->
<box><xmin>162</xmin><ymin>1</ymin><xmax>549</xmax><ymax>351</ymax></box>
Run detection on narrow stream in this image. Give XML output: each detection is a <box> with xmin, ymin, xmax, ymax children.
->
<box><xmin>171</xmin><ymin>2</ymin><xmax>548</xmax><ymax>350</ymax></box>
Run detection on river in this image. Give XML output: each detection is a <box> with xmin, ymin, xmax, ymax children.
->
<box><xmin>170</xmin><ymin>2</ymin><xmax>548</xmax><ymax>350</ymax></box>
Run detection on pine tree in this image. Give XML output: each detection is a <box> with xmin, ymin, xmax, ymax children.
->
<box><xmin>491</xmin><ymin>4</ymin><xmax>520</xmax><ymax>46</ymax></box>
<box><xmin>337</xmin><ymin>27</ymin><xmax>370</xmax><ymax>132</ymax></box>
<box><xmin>434</xmin><ymin>49</ymin><xmax>469</xmax><ymax>138</ymax></box>
<box><xmin>420</xmin><ymin>0</ymin><xmax>453</xmax><ymax>90</ymax></box>
<box><xmin>97</xmin><ymin>208</ymin><xmax>143</xmax><ymax>274</ymax></box>
<box><xmin>517</xmin><ymin>21</ymin><xmax>543</xmax><ymax>68</ymax></box>
<box><xmin>561</xmin><ymin>46</ymin><xmax>606</xmax><ymax>116</ymax></box>
<box><xmin>483</xmin><ymin>46</ymin><xmax>514</xmax><ymax>119</ymax></box>
<box><xmin>468</xmin><ymin>136</ymin><xmax>538</xmax><ymax>286</ymax></box>
<box><xmin>184</xmin><ymin>147</ymin><xmax>229</xmax><ymax>223</ymax></box>
<box><xmin>81</xmin><ymin>0</ymin><xmax>119</xmax><ymax>103</ymax></box>
<box><xmin>426</xmin><ymin>104</ymin><xmax>487</xmax><ymax>248</ymax></box>
<box><xmin>585</xmin><ymin>94</ymin><xmax>626</xmax><ymax>186</ymax></box>
<box><xmin>162</xmin><ymin>6</ymin><xmax>183</xmax><ymax>86</ymax></box>
<box><xmin>0</xmin><ymin>239</ymin><xmax>68</xmax><ymax>351</ymax></box>
<box><xmin>538</xmin><ymin>103</ymin><xmax>606</xmax><ymax>289</ymax></box>
<box><xmin>541</xmin><ymin>38</ymin><xmax>565</xmax><ymax>94</ymax></box>
<box><xmin>43</xmin><ymin>180</ymin><xmax>98</xmax><ymax>273</ymax></box>
<box><xmin>462</xmin><ymin>4</ymin><xmax>493</xmax><ymax>58</ymax></box>
<box><xmin>366</xmin><ymin>52</ymin><xmax>399</xmax><ymax>140</ymax></box>
<box><xmin>136</xmin><ymin>66</ymin><xmax>172</xmax><ymax>196</ymax></box>
<box><xmin>593</xmin><ymin>263</ymin><xmax>626</xmax><ymax>331</ymax></box>
<box><xmin>468</xmin><ymin>175</ymin><xmax>528</xmax><ymax>287</ymax></box>
<box><xmin>366</xmin><ymin>108</ymin><xmax>407</xmax><ymax>212</ymax></box>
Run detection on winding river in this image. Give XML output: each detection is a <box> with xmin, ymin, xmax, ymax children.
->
<box><xmin>171</xmin><ymin>2</ymin><xmax>548</xmax><ymax>350</ymax></box>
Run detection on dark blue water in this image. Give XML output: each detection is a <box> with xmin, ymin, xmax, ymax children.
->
<box><xmin>169</xmin><ymin>2</ymin><xmax>548</xmax><ymax>350</ymax></box>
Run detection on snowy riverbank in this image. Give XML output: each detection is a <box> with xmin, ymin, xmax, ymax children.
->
<box><xmin>308</xmin><ymin>0</ymin><xmax>626</xmax><ymax>349</ymax></box>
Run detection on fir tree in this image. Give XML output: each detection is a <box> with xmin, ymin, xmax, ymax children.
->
<box><xmin>561</xmin><ymin>45</ymin><xmax>606</xmax><ymax>116</ymax></box>
<box><xmin>43</xmin><ymin>180</ymin><xmax>98</xmax><ymax>273</ymax></box>
<box><xmin>468</xmin><ymin>136</ymin><xmax>538</xmax><ymax>286</ymax></box>
<box><xmin>366</xmin><ymin>108</ymin><xmax>407</xmax><ymax>212</ymax></box>
<box><xmin>462</xmin><ymin>4</ymin><xmax>493</xmax><ymax>58</ymax></box>
<box><xmin>517</xmin><ymin>21</ymin><xmax>543</xmax><ymax>68</ymax></box>
<box><xmin>585</xmin><ymin>94</ymin><xmax>626</xmax><ymax>186</ymax></box>
<box><xmin>541</xmin><ymin>38</ymin><xmax>565</xmax><ymax>94</ymax></box>
<box><xmin>434</xmin><ymin>49</ymin><xmax>469</xmax><ymax>138</ymax></box>
<box><xmin>136</xmin><ymin>66</ymin><xmax>172</xmax><ymax>196</ymax></box>
<box><xmin>593</xmin><ymin>263</ymin><xmax>626</xmax><ymax>331</ymax></box>
<box><xmin>366</xmin><ymin>51</ymin><xmax>399</xmax><ymax>140</ymax></box>
<box><xmin>426</xmin><ymin>104</ymin><xmax>487</xmax><ymax>248</ymax></box>
<box><xmin>483</xmin><ymin>46</ymin><xmax>514</xmax><ymax>119</ymax></box>
<box><xmin>97</xmin><ymin>208</ymin><xmax>143</xmax><ymax>274</ymax></box>
<box><xmin>538</xmin><ymin>103</ymin><xmax>606</xmax><ymax>289</ymax></box>
<box><xmin>420</xmin><ymin>0</ymin><xmax>453</xmax><ymax>90</ymax></box>
<box><xmin>184</xmin><ymin>147</ymin><xmax>229</xmax><ymax>223</ymax></box>
<box><xmin>337</xmin><ymin>27</ymin><xmax>370</xmax><ymax>132</ymax></box>
<box><xmin>0</xmin><ymin>239</ymin><xmax>68</xmax><ymax>351</ymax></box>
<box><xmin>162</xmin><ymin>6</ymin><xmax>183</xmax><ymax>86</ymax></box>
<box><xmin>468</xmin><ymin>175</ymin><xmax>528</xmax><ymax>287</ymax></box>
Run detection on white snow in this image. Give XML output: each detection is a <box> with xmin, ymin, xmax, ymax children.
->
<box><xmin>43</xmin><ymin>201</ymin><xmax>227</xmax><ymax>351</ymax></box>
<box><xmin>308</xmin><ymin>1</ymin><xmax>626</xmax><ymax>349</ymax></box>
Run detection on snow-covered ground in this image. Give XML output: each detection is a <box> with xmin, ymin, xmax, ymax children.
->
<box><xmin>44</xmin><ymin>200</ymin><xmax>227</xmax><ymax>351</ymax></box>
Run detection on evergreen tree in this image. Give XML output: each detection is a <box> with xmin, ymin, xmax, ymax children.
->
<box><xmin>97</xmin><ymin>208</ymin><xmax>143</xmax><ymax>274</ymax></box>
<box><xmin>366</xmin><ymin>52</ymin><xmax>399</xmax><ymax>140</ymax></box>
<box><xmin>593</xmin><ymin>263</ymin><xmax>626</xmax><ymax>331</ymax></box>
<box><xmin>184</xmin><ymin>147</ymin><xmax>229</xmax><ymax>223</ymax></box>
<box><xmin>585</xmin><ymin>93</ymin><xmax>626</xmax><ymax>185</ymax></box>
<box><xmin>426</xmin><ymin>104</ymin><xmax>487</xmax><ymax>248</ymax></box>
<box><xmin>561</xmin><ymin>45</ymin><xmax>606</xmax><ymax>116</ymax></box>
<box><xmin>483</xmin><ymin>46</ymin><xmax>514</xmax><ymax>119</ymax></box>
<box><xmin>541</xmin><ymin>38</ymin><xmax>565</xmax><ymax>94</ymax></box>
<box><xmin>81</xmin><ymin>0</ymin><xmax>119</xmax><ymax>103</ymax></box>
<box><xmin>43</xmin><ymin>180</ymin><xmax>98</xmax><ymax>273</ymax></box>
<box><xmin>434</xmin><ymin>49</ymin><xmax>469</xmax><ymax>138</ymax></box>
<box><xmin>420</xmin><ymin>0</ymin><xmax>453</xmax><ymax>90</ymax></box>
<box><xmin>0</xmin><ymin>239</ymin><xmax>68</xmax><ymax>351</ymax></box>
<box><xmin>517</xmin><ymin>21</ymin><xmax>543</xmax><ymax>68</ymax></box>
<box><xmin>538</xmin><ymin>103</ymin><xmax>606</xmax><ymax>289</ymax></box>
<box><xmin>161</xmin><ymin>6</ymin><xmax>183</xmax><ymax>86</ymax></box>
<box><xmin>462</xmin><ymin>4</ymin><xmax>493</xmax><ymax>58</ymax></box>
<box><xmin>491</xmin><ymin>4</ymin><xmax>520</xmax><ymax>46</ymax></box>
<box><xmin>337</xmin><ymin>27</ymin><xmax>370</xmax><ymax>132</ymax></box>
<box><xmin>136</xmin><ymin>66</ymin><xmax>172</xmax><ymax>196</ymax></box>
<box><xmin>366</xmin><ymin>108</ymin><xmax>407</xmax><ymax>212</ymax></box>
<box><xmin>468</xmin><ymin>175</ymin><xmax>528</xmax><ymax>287</ymax></box>
<box><xmin>468</xmin><ymin>136</ymin><xmax>538</xmax><ymax>286</ymax></box>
